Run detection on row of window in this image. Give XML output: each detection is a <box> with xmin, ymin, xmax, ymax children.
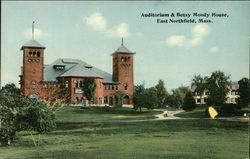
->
<box><xmin>28</xmin><ymin>51</ymin><xmax>40</xmax><ymax>57</ymax></box>
<box><xmin>104</xmin><ymin>84</ymin><xmax>128</xmax><ymax>90</ymax></box>
<box><xmin>28</xmin><ymin>59</ymin><xmax>40</xmax><ymax>63</ymax></box>
<box><xmin>194</xmin><ymin>91</ymin><xmax>238</xmax><ymax>96</ymax></box>
<box><xmin>121</xmin><ymin>56</ymin><xmax>131</xmax><ymax>62</ymax></box>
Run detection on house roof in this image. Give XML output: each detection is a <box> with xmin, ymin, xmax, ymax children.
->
<box><xmin>44</xmin><ymin>58</ymin><xmax>119</xmax><ymax>84</ymax></box>
<box><xmin>21</xmin><ymin>40</ymin><xmax>46</xmax><ymax>50</ymax></box>
<box><xmin>112</xmin><ymin>44</ymin><xmax>135</xmax><ymax>55</ymax></box>
<box><xmin>191</xmin><ymin>82</ymin><xmax>240</xmax><ymax>92</ymax></box>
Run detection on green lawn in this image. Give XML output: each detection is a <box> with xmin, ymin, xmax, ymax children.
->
<box><xmin>175</xmin><ymin>106</ymin><xmax>209</xmax><ymax>118</ymax></box>
<box><xmin>55</xmin><ymin>106</ymin><xmax>162</xmax><ymax>121</ymax></box>
<box><xmin>0</xmin><ymin>120</ymin><xmax>248</xmax><ymax>159</ymax></box>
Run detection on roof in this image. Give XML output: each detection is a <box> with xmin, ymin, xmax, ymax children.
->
<box><xmin>191</xmin><ymin>82</ymin><xmax>239</xmax><ymax>92</ymax></box>
<box><xmin>21</xmin><ymin>40</ymin><xmax>46</xmax><ymax>50</ymax></box>
<box><xmin>230</xmin><ymin>82</ymin><xmax>239</xmax><ymax>90</ymax></box>
<box><xmin>112</xmin><ymin>44</ymin><xmax>135</xmax><ymax>55</ymax></box>
<box><xmin>44</xmin><ymin>58</ymin><xmax>119</xmax><ymax>84</ymax></box>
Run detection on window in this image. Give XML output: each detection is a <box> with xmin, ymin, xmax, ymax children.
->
<box><xmin>116</xmin><ymin>86</ymin><xmax>118</xmax><ymax>90</ymax></box>
<box><xmin>124</xmin><ymin>85</ymin><xmax>128</xmax><ymax>90</ymax></box>
<box><xmin>74</xmin><ymin>80</ymin><xmax>77</xmax><ymax>88</ymax></box>
<box><xmin>32</xmin><ymin>82</ymin><xmax>36</xmax><ymax>89</ymax></box>
<box><xmin>29</xmin><ymin>51</ymin><xmax>32</xmax><ymax>57</ymax></box>
<box><xmin>124</xmin><ymin>57</ymin><xmax>127</xmax><ymax>62</ymax></box>
<box><xmin>112</xmin><ymin>85</ymin><xmax>114</xmax><ymax>90</ymax></box>
<box><xmin>121</xmin><ymin>57</ymin><xmax>124</xmax><ymax>62</ymax></box>
<box><xmin>44</xmin><ymin>84</ymin><xmax>47</xmax><ymax>88</ymax></box>
<box><xmin>54</xmin><ymin>84</ymin><xmax>57</xmax><ymax>88</ymax></box>
<box><xmin>33</xmin><ymin>51</ymin><xmax>36</xmax><ymax>57</ymax></box>
<box><xmin>197</xmin><ymin>98</ymin><xmax>201</xmax><ymax>103</ymax></box>
<box><xmin>231</xmin><ymin>98</ymin><xmax>235</xmax><ymax>103</ymax></box>
<box><xmin>80</xmin><ymin>80</ymin><xmax>84</xmax><ymax>88</ymax></box>
<box><xmin>65</xmin><ymin>81</ymin><xmax>69</xmax><ymax>88</ymax></box>
<box><xmin>108</xmin><ymin>85</ymin><xmax>111</xmax><ymax>90</ymax></box>
<box><xmin>231</xmin><ymin>91</ymin><xmax>235</xmax><ymax>95</ymax></box>
<box><xmin>37</xmin><ymin>52</ymin><xmax>40</xmax><ymax>57</ymax></box>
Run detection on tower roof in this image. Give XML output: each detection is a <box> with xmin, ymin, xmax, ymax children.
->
<box><xmin>112</xmin><ymin>38</ymin><xmax>136</xmax><ymax>55</ymax></box>
<box><xmin>21</xmin><ymin>40</ymin><xmax>46</xmax><ymax>50</ymax></box>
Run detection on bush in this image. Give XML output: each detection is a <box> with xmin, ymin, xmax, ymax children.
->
<box><xmin>217</xmin><ymin>104</ymin><xmax>237</xmax><ymax>117</ymax></box>
<box><xmin>0</xmin><ymin>84</ymin><xmax>56</xmax><ymax>146</ymax></box>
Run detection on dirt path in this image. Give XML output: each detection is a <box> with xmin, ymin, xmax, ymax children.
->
<box><xmin>154</xmin><ymin>110</ymin><xmax>184</xmax><ymax>120</ymax></box>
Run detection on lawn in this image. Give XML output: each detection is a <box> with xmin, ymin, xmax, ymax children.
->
<box><xmin>0</xmin><ymin>120</ymin><xmax>248</xmax><ymax>159</ymax></box>
<box><xmin>55</xmin><ymin>106</ymin><xmax>162</xmax><ymax>121</ymax></box>
<box><xmin>175</xmin><ymin>106</ymin><xmax>209</xmax><ymax>118</ymax></box>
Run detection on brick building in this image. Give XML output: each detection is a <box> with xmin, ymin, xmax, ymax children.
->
<box><xmin>19</xmin><ymin>39</ymin><xmax>135</xmax><ymax>106</ymax></box>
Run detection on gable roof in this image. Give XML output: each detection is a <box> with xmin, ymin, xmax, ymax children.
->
<box><xmin>21</xmin><ymin>40</ymin><xmax>46</xmax><ymax>50</ymax></box>
<box><xmin>44</xmin><ymin>58</ymin><xmax>118</xmax><ymax>84</ymax></box>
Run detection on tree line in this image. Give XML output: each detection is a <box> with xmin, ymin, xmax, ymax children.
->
<box><xmin>134</xmin><ymin>71</ymin><xmax>249</xmax><ymax>112</ymax></box>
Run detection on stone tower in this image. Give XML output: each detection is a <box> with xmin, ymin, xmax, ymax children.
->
<box><xmin>20</xmin><ymin>40</ymin><xmax>45</xmax><ymax>97</ymax></box>
<box><xmin>112</xmin><ymin>39</ymin><xmax>135</xmax><ymax>102</ymax></box>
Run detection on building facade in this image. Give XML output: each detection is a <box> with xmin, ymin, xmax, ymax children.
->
<box><xmin>191</xmin><ymin>82</ymin><xmax>239</xmax><ymax>105</ymax></box>
<box><xmin>19</xmin><ymin>39</ymin><xmax>135</xmax><ymax>106</ymax></box>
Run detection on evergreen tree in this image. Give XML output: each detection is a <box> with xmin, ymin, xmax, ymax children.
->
<box><xmin>182</xmin><ymin>91</ymin><xmax>197</xmax><ymax>111</ymax></box>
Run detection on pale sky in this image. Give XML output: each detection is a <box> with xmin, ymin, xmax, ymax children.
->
<box><xmin>1</xmin><ymin>1</ymin><xmax>249</xmax><ymax>91</ymax></box>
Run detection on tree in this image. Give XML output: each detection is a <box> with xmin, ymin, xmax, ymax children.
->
<box><xmin>0</xmin><ymin>84</ymin><xmax>56</xmax><ymax>145</ymax></box>
<box><xmin>134</xmin><ymin>84</ymin><xmax>157</xmax><ymax>111</ymax></box>
<box><xmin>192</xmin><ymin>75</ymin><xmax>207</xmax><ymax>106</ymax></box>
<box><xmin>155</xmin><ymin>80</ymin><xmax>169</xmax><ymax>108</ymax></box>
<box><xmin>207</xmin><ymin>71</ymin><xmax>230</xmax><ymax>106</ymax></box>
<box><xmin>82</xmin><ymin>78</ymin><xmax>96</xmax><ymax>105</ymax></box>
<box><xmin>182</xmin><ymin>91</ymin><xmax>197</xmax><ymax>111</ymax></box>
<box><xmin>166</xmin><ymin>86</ymin><xmax>189</xmax><ymax>109</ymax></box>
<box><xmin>113</xmin><ymin>92</ymin><xmax>124</xmax><ymax>108</ymax></box>
<box><xmin>237</xmin><ymin>77</ymin><xmax>250</xmax><ymax>108</ymax></box>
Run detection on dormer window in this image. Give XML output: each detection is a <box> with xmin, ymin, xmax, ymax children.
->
<box><xmin>53</xmin><ymin>65</ymin><xmax>65</xmax><ymax>70</ymax></box>
<box><xmin>84</xmin><ymin>65</ymin><xmax>93</xmax><ymax>69</ymax></box>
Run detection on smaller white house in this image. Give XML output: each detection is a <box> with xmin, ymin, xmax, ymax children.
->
<box><xmin>191</xmin><ymin>82</ymin><xmax>239</xmax><ymax>105</ymax></box>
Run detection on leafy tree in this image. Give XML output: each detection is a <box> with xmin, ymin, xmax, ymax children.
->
<box><xmin>155</xmin><ymin>80</ymin><xmax>169</xmax><ymax>108</ymax></box>
<box><xmin>237</xmin><ymin>77</ymin><xmax>250</xmax><ymax>108</ymax></box>
<box><xmin>134</xmin><ymin>85</ymin><xmax>157</xmax><ymax>111</ymax></box>
<box><xmin>113</xmin><ymin>92</ymin><xmax>125</xmax><ymax>108</ymax></box>
<box><xmin>192</xmin><ymin>75</ymin><xmax>208</xmax><ymax>106</ymax></box>
<box><xmin>133</xmin><ymin>83</ymin><xmax>145</xmax><ymax>111</ymax></box>
<box><xmin>0</xmin><ymin>84</ymin><xmax>56</xmax><ymax>146</ymax></box>
<box><xmin>182</xmin><ymin>91</ymin><xmax>197</xmax><ymax>111</ymax></box>
<box><xmin>167</xmin><ymin>86</ymin><xmax>190</xmax><ymax>109</ymax></box>
<box><xmin>207</xmin><ymin>71</ymin><xmax>230</xmax><ymax>106</ymax></box>
<box><xmin>54</xmin><ymin>83</ymin><xmax>70</xmax><ymax>104</ymax></box>
<box><xmin>82</xmin><ymin>78</ymin><xmax>96</xmax><ymax>105</ymax></box>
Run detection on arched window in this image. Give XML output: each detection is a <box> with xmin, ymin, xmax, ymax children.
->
<box><xmin>37</xmin><ymin>52</ymin><xmax>40</xmax><ymax>57</ymax></box>
<box><xmin>121</xmin><ymin>56</ymin><xmax>124</xmax><ymax>62</ymax></box>
<box><xmin>124</xmin><ymin>84</ymin><xmax>128</xmax><ymax>90</ymax></box>
<box><xmin>33</xmin><ymin>51</ymin><xmax>36</xmax><ymax>57</ymax></box>
<box><xmin>128</xmin><ymin>57</ymin><xmax>130</xmax><ymax>61</ymax></box>
<box><xmin>124</xmin><ymin>57</ymin><xmax>127</xmax><ymax>62</ymax></box>
<box><xmin>29</xmin><ymin>51</ymin><xmax>32</xmax><ymax>57</ymax></box>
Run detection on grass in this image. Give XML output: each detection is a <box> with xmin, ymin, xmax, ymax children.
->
<box><xmin>0</xmin><ymin>120</ymin><xmax>249</xmax><ymax>159</ymax></box>
<box><xmin>55</xmin><ymin>106</ymin><xmax>162</xmax><ymax>122</ymax></box>
<box><xmin>175</xmin><ymin>106</ymin><xmax>209</xmax><ymax>118</ymax></box>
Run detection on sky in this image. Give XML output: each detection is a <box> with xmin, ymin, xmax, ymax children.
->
<box><xmin>1</xmin><ymin>1</ymin><xmax>249</xmax><ymax>91</ymax></box>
